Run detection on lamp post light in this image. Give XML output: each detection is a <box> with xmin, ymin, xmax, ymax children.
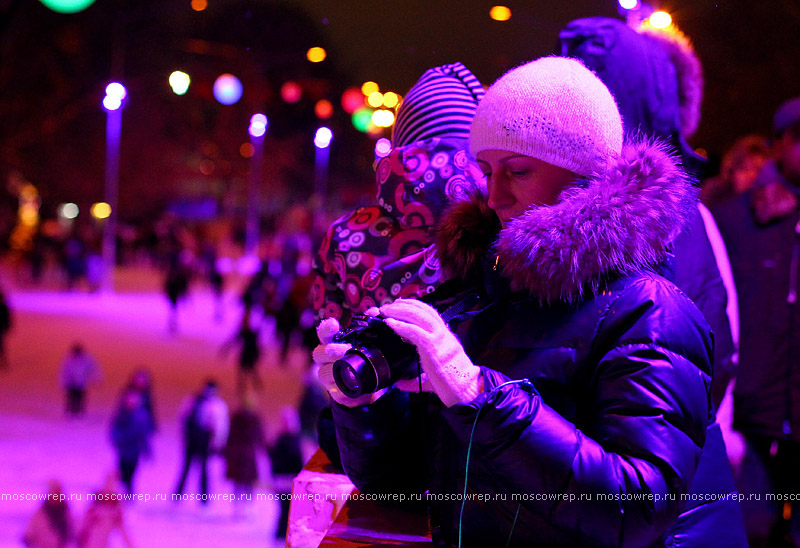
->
<box><xmin>101</xmin><ymin>82</ymin><xmax>126</xmax><ymax>293</ymax></box>
<box><xmin>313</xmin><ymin>126</ymin><xmax>332</xmax><ymax>201</ymax></box>
<box><xmin>246</xmin><ymin>113</ymin><xmax>267</xmax><ymax>257</ymax></box>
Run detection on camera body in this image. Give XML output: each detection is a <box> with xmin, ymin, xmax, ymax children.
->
<box><xmin>331</xmin><ymin>314</ymin><xmax>419</xmax><ymax>398</ymax></box>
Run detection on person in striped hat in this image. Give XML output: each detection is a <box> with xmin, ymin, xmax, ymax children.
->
<box><xmin>312</xmin><ymin>62</ymin><xmax>486</xmax><ymax>328</ymax></box>
<box><xmin>311</xmin><ymin>63</ymin><xmax>486</xmax><ymax>467</ymax></box>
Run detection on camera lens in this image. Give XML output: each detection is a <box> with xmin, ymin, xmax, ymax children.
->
<box><xmin>333</xmin><ymin>350</ymin><xmax>377</xmax><ymax>398</ymax></box>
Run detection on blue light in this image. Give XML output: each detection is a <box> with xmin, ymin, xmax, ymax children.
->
<box><xmin>249</xmin><ymin>113</ymin><xmax>268</xmax><ymax>138</ymax></box>
<box><xmin>213</xmin><ymin>74</ymin><xmax>243</xmax><ymax>105</ymax></box>
<box><xmin>103</xmin><ymin>82</ymin><xmax>126</xmax><ymax>111</ymax></box>
<box><xmin>314</xmin><ymin>127</ymin><xmax>333</xmax><ymax>149</ymax></box>
<box><xmin>374</xmin><ymin>138</ymin><xmax>392</xmax><ymax>158</ymax></box>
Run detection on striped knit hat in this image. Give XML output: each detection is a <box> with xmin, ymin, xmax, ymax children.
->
<box><xmin>392</xmin><ymin>62</ymin><xmax>485</xmax><ymax>148</ymax></box>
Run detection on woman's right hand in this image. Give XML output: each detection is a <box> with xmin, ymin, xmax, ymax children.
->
<box><xmin>313</xmin><ymin>318</ymin><xmax>387</xmax><ymax>407</ymax></box>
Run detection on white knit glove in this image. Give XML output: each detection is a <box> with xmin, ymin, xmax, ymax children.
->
<box><xmin>378</xmin><ymin>299</ymin><xmax>483</xmax><ymax>407</ymax></box>
<box><xmin>312</xmin><ymin>318</ymin><xmax>387</xmax><ymax>407</ymax></box>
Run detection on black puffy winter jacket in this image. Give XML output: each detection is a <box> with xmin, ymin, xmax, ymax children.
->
<box><xmin>332</xmin><ymin>142</ymin><xmax>746</xmax><ymax>547</ymax></box>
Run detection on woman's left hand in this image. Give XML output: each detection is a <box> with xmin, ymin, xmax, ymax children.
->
<box><xmin>376</xmin><ymin>299</ymin><xmax>483</xmax><ymax>407</ymax></box>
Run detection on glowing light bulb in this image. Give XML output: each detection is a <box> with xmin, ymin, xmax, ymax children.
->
<box><xmin>361</xmin><ymin>81</ymin><xmax>379</xmax><ymax>96</ymax></box>
<box><xmin>371</xmin><ymin>109</ymin><xmax>395</xmax><ymax>128</ymax></box>
<box><xmin>489</xmin><ymin>6</ymin><xmax>511</xmax><ymax>21</ymax></box>
<box><xmin>649</xmin><ymin>11</ymin><xmax>672</xmax><ymax>29</ymax></box>
<box><xmin>169</xmin><ymin>71</ymin><xmax>191</xmax><ymax>95</ymax></box>
<box><xmin>249</xmin><ymin>113</ymin><xmax>268</xmax><ymax>138</ymax></box>
<box><xmin>314</xmin><ymin>127</ymin><xmax>333</xmax><ymax>149</ymax></box>
<box><xmin>382</xmin><ymin>92</ymin><xmax>400</xmax><ymax>108</ymax></box>
<box><xmin>374</xmin><ymin>138</ymin><xmax>392</xmax><ymax>158</ymax></box>
<box><xmin>58</xmin><ymin>203</ymin><xmax>79</xmax><ymax>220</ymax></box>
<box><xmin>213</xmin><ymin>74</ymin><xmax>243</xmax><ymax>105</ymax></box>
<box><xmin>619</xmin><ymin>0</ymin><xmax>638</xmax><ymax>9</ymax></box>
<box><xmin>91</xmin><ymin>202</ymin><xmax>111</xmax><ymax>220</ymax></box>
<box><xmin>306</xmin><ymin>47</ymin><xmax>327</xmax><ymax>63</ymax></box>
<box><xmin>367</xmin><ymin>91</ymin><xmax>384</xmax><ymax>108</ymax></box>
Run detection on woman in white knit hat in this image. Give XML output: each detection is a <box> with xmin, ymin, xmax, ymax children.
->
<box><xmin>314</xmin><ymin>57</ymin><xmax>728</xmax><ymax>547</ymax></box>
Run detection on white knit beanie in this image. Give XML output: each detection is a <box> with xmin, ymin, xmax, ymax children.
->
<box><xmin>470</xmin><ymin>56</ymin><xmax>623</xmax><ymax>177</ymax></box>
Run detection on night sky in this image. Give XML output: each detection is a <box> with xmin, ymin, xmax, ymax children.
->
<box><xmin>1</xmin><ymin>0</ymin><xmax>798</xmax><ymax>220</ymax></box>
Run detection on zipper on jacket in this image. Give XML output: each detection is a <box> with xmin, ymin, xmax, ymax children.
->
<box><xmin>788</xmin><ymin>219</ymin><xmax>800</xmax><ymax>304</ymax></box>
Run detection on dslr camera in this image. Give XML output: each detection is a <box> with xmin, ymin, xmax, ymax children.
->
<box><xmin>331</xmin><ymin>314</ymin><xmax>419</xmax><ymax>398</ymax></box>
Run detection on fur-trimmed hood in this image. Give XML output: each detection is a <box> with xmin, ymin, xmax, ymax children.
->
<box><xmin>436</xmin><ymin>140</ymin><xmax>697</xmax><ymax>302</ymax></box>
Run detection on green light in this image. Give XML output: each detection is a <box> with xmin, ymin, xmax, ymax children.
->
<box><xmin>352</xmin><ymin>107</ymin><xmax>373</xmax><ymax>133</ymax></box>
<box><xmin>39</xmin><ymin>0</ymin><xmax>96</xmax><ymax>14</ymax></box>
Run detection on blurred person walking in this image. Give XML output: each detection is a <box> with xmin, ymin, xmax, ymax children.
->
<box><xmin>110</xmin><ymin>388</ymin><xmax>154</xmax><ymax>495</ymax></box>
<box><xmin>174</xmin><ymin>380</ymin><xmax>229</xmax><ymax>504</ymax></box>
<box><xmin>125</xmin><ymin>368</ymin><xmax>157</xmax><ymax>432</ymax></box>
<box><xmin>77</xmin><ymin>475</ymin><xmax>134</xmax><ymax>548</ymax></box>
<box><xmin>224</xmin><ymin>394</ymin><xmax>266</xmax><ymax>519</ymax></box>
<box><xmin>219</xmin><ymin>310</ymin><xmax>263</xmax><ymax>397</ymax></box>
<box><xmin>702</xmin><ymin>134</ymin><xmax>771</xmax><ymax>209</ymax></box>
<box><xmin>22</xmin><ymin>480</ymin><xmax>75</xmax><ymax>548</ymax></box>
<box><xmin>266</xmin><ymin>407</ymin><xmax>304</xmax><ymax>542</ymax></box>
<box><xmin>714</xmin><ymin>97</ymin><xmax>800</xmax><ymax>548</ymax></box>
<box><xmin>59</xmin><ymin>342</ymin><xmax>102</xmax><ymax>418</ymax></box>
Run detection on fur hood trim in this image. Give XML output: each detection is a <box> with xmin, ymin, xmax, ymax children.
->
<box><xmin>639</xmin><ymin>22</ymin><xmax>703</xmax><ymax>138</ymax></box>
<box><xmin>436</xmin><ymin>140</ymin><xmax>697</xmax><ymax>302</ymax></box>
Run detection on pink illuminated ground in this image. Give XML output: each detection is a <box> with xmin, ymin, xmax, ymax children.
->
<box><xmin>0</xmin><ymin>265</ymin><xmax>311</xmax><ymax>548</ymax></box>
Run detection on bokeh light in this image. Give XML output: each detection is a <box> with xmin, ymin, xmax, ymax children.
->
<box><xmin>314</xmin><ymin>127</ymin><xmax>333</xmax><ymax>149</ymax></box>
<box><xmin>248</xmin><ymin>113</ymin><xmax>268</xmax><ymax>138</ymax></box>
<box><xmin>649</xmin><ymin>11</ymin><xmax>672</xmax><ymax>28</ymax></box>
<box><xmin>352</xmin><ymin>107</ymin><xmax>374</xmax><ymax>133</ymax></box>
<box><xmin>190</xmin><ymin>0</ymin><xmax>207</xmax><ymax>11</ymax></box>
<box><xmin>240</xmin><ymin>143</ymin><xmax>255</xmax><ymax>158</ymax></box>
<box><xmin>618</xmin><ymin>0</ymin><xmax>638</xmax><ymax>9</ymax></box>
<box><xmin>371</xmin><ymin>109</ymin><xmax>395</xmax><ymax>128</ymax></box>
<box><xmin>361</xmin><ymin>81</ymin><xmax>379</xmax><ymax>96</ymax></box>
<box><xmin>281</xmin><ymin>81</ymin><xmax>302</xmax><ymax>103</ymax></box>
<box><xmin>315</xmin><ymin>99</ymin><xmax>334</xmax><ymax>119</ymax></box>
<box><xmin>374</xmin><ymin>138</ymin><xmax>392</xmax><ymax>158</ymax></box>
<box><xmin>306</xmin><ymin>47</ymin><xmax>327</xmax><ymax>63</ymax></box>
<box><xmin>103</xmin><ymin>82</ymin><xmax>126</xmax><ymax>111</ymax></box>
<box><xmin>341</xmin><ymin>87</ymin><xmax>364</xmax><ymax>114</ymax></box>
<box><xmin>58</xmin><ymin>203</ymin><xmax>79</xmax><ymax>220</ymax></box>
<box><xmin>90</xmin><ymin>202</ymin><xmax>111</xmax><ymax>220</ymax></box>
<box><xmin>382</xmin><ymin>92</ymin><xmax>400</xmax><ymax>108</ymax></box>
<box><xmin>169</xmin><ymin>71</ymin><xmax>191</xmax><ymax>95</ymax></box>
<box><xmin>489</xmin><ymin>6</ymin><xmax>512</xmax><ymax>21</ymax></box>
<box><xmin>38</xmin><ymin>0</ymin><xmax>96</xmax><ymax>13</ymax></box>
<box><xmin>213</xmin><ymin>73</ymin><xmax>243</xmax><ymax>105</ymax></box>
<box><xmin>367</xmin><ymin>91</ymin><xmax>384</xmax><ymax>108</ymax></box>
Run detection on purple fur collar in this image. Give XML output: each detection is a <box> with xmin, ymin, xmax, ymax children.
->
<box><xmin>436</xmin><ymin>140</ymin><xmax>697</xmax><ymax>303</ymax></box>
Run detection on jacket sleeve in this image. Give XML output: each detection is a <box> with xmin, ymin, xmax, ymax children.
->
<box><xmin>442</xmin><ymin>279</ymin><xmax>713</xmax><ymax>548</ymax></box>
<box><xmin>331</xmin><ymin>389</ymin><xmax>428</xmax><ymax>496</ymax></box>
<box><xmin>671</xmin><ymin>204</ymin><xmax>735</xmax><ymax>409</ymax></box>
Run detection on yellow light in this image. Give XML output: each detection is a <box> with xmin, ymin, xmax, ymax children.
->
<box><xmin>490</xmin><ymin>6</ymin><xmax>512</xmax><ymax>21</ymax></box>
<box><xmin>361</xmin><ymin>81</ymin><xmax>379</xmax><ymax>96</ymax></box>
<box><xmin>372</xmin><ymin>109</ymin><xmax>395</xmax><ymax>128</ymax></box>
<box><xmin>191</xmin><ymin>0</ymin><xmax>207</xmax><ymax>11</ymax></box>
<box><xmin>19</xmin><ymin>203</ymin><xmax>39</xmax><ymax>227</ymax></box>
<box><xmin>91</xmin><ymin>202</ymin><xmax>111</xmax><ymax>220</ymax></box>
<box><xmin>382</xmin><ymin>92</ymin><xmax>399</xmax><ymax>108</ymax></box>
<box><xmin>649</xmin><ymin>11</ymin><xmax>672</xmax><ymax>29</ymax></box>
<box><xmin>367</xmin><ymin>91</ymin><xmax>384</xmax><ymax>108</ymax></box>
<box><xmin>306</xmin><ymin>47</ymin><xmax>327</xmax><ymax>63</ymax></box>
<box><xmin>20</xmin><ymin>183</ymin><xmax>38</xmax><ymax>200</ymax></box>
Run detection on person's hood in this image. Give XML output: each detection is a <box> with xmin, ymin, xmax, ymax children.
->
<box><xmin>436</xmin><ymin>139</ymin><xmax>697</xmax><ymax>303</ymax></box>
<box><xmin>559</xmin><ymin>16</ymin><xmax>706</xmax><ymax>179</ymax></box>
<box><xmin>375</xmin><ymin>136</ymin><xmax>486</xmax><ymax>232</ymax></box>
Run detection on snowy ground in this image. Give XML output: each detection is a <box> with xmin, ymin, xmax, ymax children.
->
<box><xmin>0</xmin><ymin>265</ymin><xmax>313</xmax><ymax>548</ymax></box>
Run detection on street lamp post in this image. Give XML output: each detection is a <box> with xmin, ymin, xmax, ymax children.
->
<box><xmin>246</xmin><ymin>113</ymin><xmax>267</xmax><ymax>257</ymax></box>
<box><xmin>101</xmin><ymin>82</ymin><xmax>126</xmax><ymax>294</ymax></box>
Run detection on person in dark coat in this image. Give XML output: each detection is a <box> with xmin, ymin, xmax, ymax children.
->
<box><xmin>110</xmin><ymin>388</ymin><xmax>153</xmax><ymax>494</ymax></box>
<box><xmin>713</xmin><ymin>96</ymin><xmax>800</xmax><ymax>548</ymax></box>
<box><xmin>220</xmin><ymin>311</ymin><xmax>263</xmax><ymax>396</ymax></box>
<box><xmin>267</xmin><ymin>407</ymin><xmax>304</xmax><ymax>541</ymax></box>
<box><xmin>314</xmin><ymin>57</ymin><xmax>746</xmax><ymax>547</ymax></box>
<box><xmin>558</xmin><ymin>15</ymin><xmax>736</xmax><ymax>410</ymax></box>
<box><xmin>224</xmin><ymin>396</ymin><xmax>266</xmax><ymax>517</ymax></box>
